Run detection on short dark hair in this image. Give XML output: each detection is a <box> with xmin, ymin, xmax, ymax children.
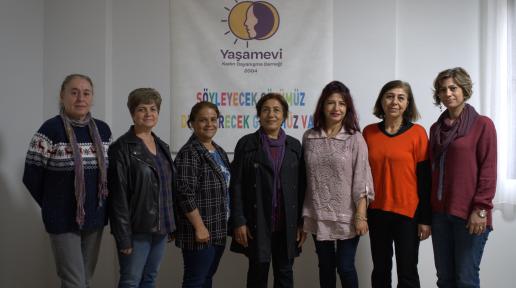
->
<box><xmin>127</xmin><ymin>88</ymin><xmax>162</xmax><ymax>115</ymax></box>
<box><xmin>373</xmin><ymin>80</ymin><xmax>420</xmax><ymax>122</ymax></box>
<box><xmin>432</xmin><ymin>67</ymin><xmax>473</xmax><ymax>106</ymax></box>
<box><xmin>187</xmin><ymin>101</ymin><xmax>220</xmax><ymax>128</ymax></box>
<box><xmin>313</xmin><ymin>81</ymin><xmax>360</xmax><ymax>134</ymax></box>
<box><xmin>256</xmin><ymin>93</ymin><xmax>289</xmax><ymax>117</ymax></box>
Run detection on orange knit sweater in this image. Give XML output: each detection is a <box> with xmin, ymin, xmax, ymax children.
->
<box><xmin>363</xmin><ymin>123</ymin><xmax>428</xmax><ymax>219</ymax></box>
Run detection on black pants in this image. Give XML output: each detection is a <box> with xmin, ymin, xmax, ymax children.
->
<box><xmin>247</xmin><ymin>231</ymin><xmax>294</xmax><ymax>288</ymax></box>
<box><xmin>368</xmin><ymin>209</ymin><xmax>421</xmax><ymax>288</ymax></box>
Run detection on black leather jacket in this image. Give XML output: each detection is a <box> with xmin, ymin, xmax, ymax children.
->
<box><xmin>107</xmin><ymin>127</ymin><xmax>176</xmax><ymax>250</ymax></box>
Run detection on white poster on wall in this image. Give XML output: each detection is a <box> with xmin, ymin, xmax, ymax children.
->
<box><xmin>170</xmin><ymin>0</ymin><xmax>333</xmax><ymax>152</ymax></box>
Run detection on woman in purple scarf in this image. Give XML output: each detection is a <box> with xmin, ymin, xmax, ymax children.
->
<box><xmin>230</xmin><ymin>93</ymin><xmax>306</xmax><ymax>288</ymax></box>
<box><xmin>429</xmin><ymin>67</ymin><xmax>497</xmax><ymax>288</ymax></box>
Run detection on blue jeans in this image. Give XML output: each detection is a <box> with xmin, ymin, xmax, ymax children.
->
<box><xmin>313</xmin><ymin>235</ymin><xmax>360</xmax><ymax>288</ymax></box>
<box><xmin>431</xmin><ymin>213</ymin><xmax>491</xmax><ymax>288</ymax></box>
<box><xmin>117</xmin><ymin>233</ymin><xmax>167</xmax><ymax>288</ymax></box>
<box><xmin>182</xmin><ymin>245</ymin><xmax>225</xmax><ymax>288</ymax></box>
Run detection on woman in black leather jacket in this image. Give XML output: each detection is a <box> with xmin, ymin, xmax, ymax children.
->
<box><xmin>108</xmin><ymin>88</ymin><xmax>176</xmax><ymax>288</ymax></box>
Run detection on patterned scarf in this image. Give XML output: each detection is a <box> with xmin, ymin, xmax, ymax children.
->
<box><xmin>60</xmin><ymin>109</ymin><xmax>108</xmax><ymax>227</ymax></box>
<box><xmin>430</xmin><ymin>103</ymin><xmax>479</xmax><ymax>200</ymax></box>
<box><xmin>259</xmin><ymin>128</ymin><xmax>286</xmax><ymax>215</ymax></box>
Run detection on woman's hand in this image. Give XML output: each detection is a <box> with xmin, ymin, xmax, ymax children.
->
<box><xmin>119</xmin><ymin>247</ymin><xmax>133</xmax><ymax>255</ymax></box>
<box><xmin>418</xmin><ymin>224</ymin><xmax>431</xmax><ymax>240</ymax></box>
<box><xmin>234</xmin><ymin>225</ymin><xmax>253</xmax><ymax>247</ymax></box>
<box><xmin>297</xmin><ymin>227</ymin><xmax>307</xmax><ymax>247</ymax></box>
<box><xmin>466</xmin><ymin>210</ymin><xmax>488</xmax><ymax>235</ymax></box>
<box><xmin>355</xmin><ymin>198</ymin><xmax>369</xmax><ymax>236</ymax></box>
<box><xmin>195</xmin><ymin>225</ymin><xmax>210</xmax><ymax>243</ymax></box>
<box><xmin>184</xmin><ymin>208</ymin><xmax>210</xmax><ymax>243</ymax></box>
<box><xmin>355</xmin><ymin>218</ymin><xmax>369</xmax><ymax>236</ymax></box>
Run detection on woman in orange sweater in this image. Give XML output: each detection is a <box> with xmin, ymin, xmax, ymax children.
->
<box><xmin>363</xmin><ymin>80</ymin><xmax>431</xmax><ymax>288</ymax></box>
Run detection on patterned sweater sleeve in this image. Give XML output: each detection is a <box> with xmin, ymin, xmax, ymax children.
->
<box><xmin>23</xmin><ymin>127</ymin><xmax>53</xmax><ymax>207</ymax></box>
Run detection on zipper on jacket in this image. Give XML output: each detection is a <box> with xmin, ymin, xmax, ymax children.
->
<box><xmin>132</xmin><ymin>154</ymin><xmax>161</xmax><ymax>232</ymax></box>
<box><xmin>157</xmin><ymin>171</ymin><xmax>161</xmax><ymax>233</ymax></box>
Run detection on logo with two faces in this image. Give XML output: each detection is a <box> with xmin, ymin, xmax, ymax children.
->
<box><xmin>223</xmin><ymin>1</ymin><xmax>280</xmax><ymax>47</ymax></box>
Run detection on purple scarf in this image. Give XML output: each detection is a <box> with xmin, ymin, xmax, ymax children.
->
<box><xmin>430</xmin><ymin>103</ymin><xmax>479</xmax><ymax>200</ymax></box>
<box><xmin>259</xmin><ymin>128</ymin><xmax>286</xmax><ymax>221</ymax></box>
<box><xmin>61</xmin><ymin>110</ymin><xmax>108</xmax><ymax>227</ymax></box>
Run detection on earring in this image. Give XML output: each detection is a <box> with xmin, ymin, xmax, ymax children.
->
<box><xmin>439</xmin><ymin>103</ymin><xmax>443</xmax><ymax>112</ymax></box>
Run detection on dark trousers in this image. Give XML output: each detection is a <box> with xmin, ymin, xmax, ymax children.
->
<box><xmin>313</xmin><ymin>235</ymin><xmax>360</xmax><ymax>288</ymax></box>
<box><xmin>247</xmin><ymin>231</ymin><xmax>294</xmax><ymax>288</ymax></box>
<box><xmin>368</xmin><ymin>209</ymin><xmax>421</xmax><ymax>288</ymax></box>
<box><xmin>181</xmin><ymin>245</ymin><xmax>225</xmax><ymax>288</ymax></box>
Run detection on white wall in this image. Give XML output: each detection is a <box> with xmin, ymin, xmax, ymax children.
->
<box><xmin>0</xmin><ymin>1</ymin><xmax>49</xmax><ymax>287</ymax></box>
<box><xmin>1</xmin><ymin>0</ymin><xmax>514</xmax><ymax>287</ymax></box>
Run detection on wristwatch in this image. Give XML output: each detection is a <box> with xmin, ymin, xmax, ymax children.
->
<box><xmin>477</xmin><ymin>209</ymin><xmax>487</xmax><ymax>218</ymax></box>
